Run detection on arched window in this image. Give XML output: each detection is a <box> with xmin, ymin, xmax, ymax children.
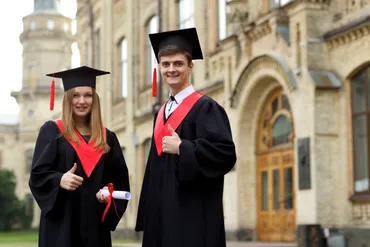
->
<box><xmin>351</xmin><ymin>65</ymin><xmax>370</xmax><ymax>193</ymax></box>
<box><xmin>258</xmin><ymin>91</ymin><xmax>293</xmax><ymax>152</ymax></box>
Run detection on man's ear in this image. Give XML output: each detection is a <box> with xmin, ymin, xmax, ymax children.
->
<box><xmin>189</xmin><ymin>62</ymin><xmax>194</xmax><ymax>72</ymax></box>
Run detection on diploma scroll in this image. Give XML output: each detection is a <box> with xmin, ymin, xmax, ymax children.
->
<box><xmin>100</xmin><ymin>189</ymin><xmax>131</xmax><ymax>200</ymax></box>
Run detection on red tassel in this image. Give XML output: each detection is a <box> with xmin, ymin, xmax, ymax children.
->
<box><xmin>152</xmin><ymin>67</ymin><xmax>157</xmax><ymax>97</ymax></box>
<box><xmin>50</xmin><ymin>77</ymin><xmax>55</xmax><ymax>111</ymax></box>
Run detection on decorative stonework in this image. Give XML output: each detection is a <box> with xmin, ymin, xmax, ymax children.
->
<box><xmin>351</xmin><ymin>203</ymin><xmax>370</xmax><ymax>225</ymax></box>
<box><xmin>230</xmin><ymin>55</ymin><xmax>296</xmax><ymax>108</ymax></box>
<box><xmin>345</xmin><ymin>0</ymin><xmax>370</xmax><ymax>13</ymax></box>
<box><xmin>244</xmin><ymin>21</ymin><xmax>272</xmax><ymax>42</ymax></box>
<box><xmin>326</xmin><ymin>24</ymin><xmax>370</xmax><ymax>50</ymax></box>
<box><xmin>226</xmin><ymin>0</ymin><xmax>249</xmax><ymax>34</ymax></box>
<box><xmin>209</xmin><ymin>55</ymin><xmax>226</xmax><ymax>82</ymax></box>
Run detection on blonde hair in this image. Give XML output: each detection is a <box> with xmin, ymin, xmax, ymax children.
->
<box><xmin>61</xmin><ymin>87</ymin><xmax>110</xmax><ymax>153</ymax></box>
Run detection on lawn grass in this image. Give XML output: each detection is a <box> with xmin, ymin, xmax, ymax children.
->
<box><xmin>0</xmin><ymin>231</ymin><xmax>137</xmax><ymax>245</ymax></box>
<box><xmin>0</xmin><ymin>231</ymin><xmax>38</xmax><ymax>244</ymax></box>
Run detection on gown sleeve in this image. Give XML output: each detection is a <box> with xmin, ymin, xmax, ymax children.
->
<box><xmin>102</xmin><ymin>131</ymin><xmax>131</xmax><ymax>231</ymax></box>
<box><xmin>28</xmin><ymin>120</ymin><xmax>63</xmax><ymax>216</ymax></box>
<box><xmin>177</xmin><ymin>99</ymin><xmax>237</xmax><ymax>184</ymax></box>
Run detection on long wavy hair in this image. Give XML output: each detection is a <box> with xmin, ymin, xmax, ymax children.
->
<box><xmin>61</xmin><ymin>87</ymin><xmax>110</xmax><ymax>153</ymax></box>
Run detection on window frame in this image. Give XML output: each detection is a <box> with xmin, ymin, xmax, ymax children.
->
<box><xmin>348</xmin><ymin>63</ymin><xmax>370</xmax><ymax>202</ymax></box>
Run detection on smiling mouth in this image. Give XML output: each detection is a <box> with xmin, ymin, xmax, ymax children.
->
<box><xmin>76</xmin><ymin>107</ymin><xmax>87</xmax><ymax>110</ymax></box>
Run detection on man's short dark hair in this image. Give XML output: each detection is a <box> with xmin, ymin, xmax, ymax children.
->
<box><xmin>158</xmin><ymin>45</ymin><xmax>192</xmax><ymax>64</ymax></box>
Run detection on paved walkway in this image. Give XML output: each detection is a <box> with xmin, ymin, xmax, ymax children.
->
<box><xmin>0</xmin><ymin>242</ymin><xmax>297</xmax><ymax>247</ymax></box>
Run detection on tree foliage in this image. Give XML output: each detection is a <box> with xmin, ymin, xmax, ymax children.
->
<box><xmin>0</xmin><ymin>169</ymin><xmax>33</xmax><ymax>231</ymax></box>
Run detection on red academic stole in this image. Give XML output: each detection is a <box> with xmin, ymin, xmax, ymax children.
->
<box><xmin>154</xmin><ymin>91</ymin><xmax>204</xmax><ymax>156</ymax></box>
<box><xmin>54</xmin><ymin>119</ymin><xmax>106</xmax><ymax>178</ymax></box>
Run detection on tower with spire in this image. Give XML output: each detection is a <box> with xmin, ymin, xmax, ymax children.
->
<box><xmin>10</xmin><ymin>0</ymin><xmax>75</xmax><ymax>227</ymax></box>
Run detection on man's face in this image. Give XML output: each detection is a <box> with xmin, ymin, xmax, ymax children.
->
<box><xmin>159</xmin><ymin>53</ymin><xmax>193</xmax><ymax>91</ymax></box>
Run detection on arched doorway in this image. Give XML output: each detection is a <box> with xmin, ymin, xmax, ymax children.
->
<box><xmin>256</xmin><ymin>88</ymin><xmax>296</xmax><ymax>242</ymax></box>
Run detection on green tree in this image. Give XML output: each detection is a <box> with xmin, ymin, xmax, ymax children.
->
<box><xmin>0</xmin><ymin>169</ymin><xmax>33</xmax><ymax>231</ymax></box>
<box><xmin>0</xmin><ymin>169</ymin><xmax>20</xmax><ymax>231</ymax></box>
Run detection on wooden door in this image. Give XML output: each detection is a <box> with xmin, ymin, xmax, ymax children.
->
<box><xmin>256</xmin><ymin>88</ymin><xmax>296</xmax><ymax>242</ymax></box>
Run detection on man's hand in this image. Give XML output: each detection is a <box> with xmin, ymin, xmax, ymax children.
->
<box><xmin>162</xmin><ymin>124</ymin><xmax>182</xmax><ymax>155</ymax></box>
<box><xmin>60</xmin><ymin>163</ymin><xmax>83</xmax><ymax>191</ymax></box>
<box><xmin>96</xmin><ymin>186</ymin><xmax>107</xmax><ymax>203</ymax></box>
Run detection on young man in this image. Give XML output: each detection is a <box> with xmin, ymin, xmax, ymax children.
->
<box><xmin>135</xmin><ymin>28</ymin><xmax>237</xmax><ymax>247</ymax></box>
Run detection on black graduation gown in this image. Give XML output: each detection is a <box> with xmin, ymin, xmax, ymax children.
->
<box><xmin>135</xmin><ymin>96</ymin><xmax>237</xmax><ymax>247</ymax></box>
<box><xmin>29</xmin><ymin>120</ymin><xmax>130</xmax><ymax>247</ymax></box>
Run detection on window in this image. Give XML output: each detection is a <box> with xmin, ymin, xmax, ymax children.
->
<box><xmin>218</xmin><ymin>0</ymin><xmax>229</xmax><ymax>40</ymax></box>
<box><xmin>179</xmin><ymin>0</ymin><xmax>194</xmax><ymax>28</ymax></box>
<box><xmin>47</xmin><ymin>19</ymin><xmax>55</xmax><ymax>30</ymax></box>
<box><xmin>146</xmin><ymin>16</ymin><xmax>159</xmax><ymax>86</ymax></box>
<box><xmin>119</xmin><ymin>38</ymin><xmax>128</xmax><ymax>98</ymax></box>
<box><xmin>270</xmin><ymin>0</ymin><xmax>292</xmax><ymax>10</ymax></box>
<box><xmin>30</xmin><ymin>20</ymin><xmax>36</xmax><ymax>30</ymax></box>
<box><xmin>296</xmin><ymin>23</ymin><xmax>301</xmax><ymax>69</ymax></box>
<box><xmin>351</xmin><ymin>65</ymin><xmax>370</xmax><ymax>193</ymax></box>
<box><xmin>25</xmin><ymin>148</ymin><xmax>34</xmax><ymax>173</ymax></box>
<box><xmin>263</xmin><ymin>0</ymin><xmax>292</xmax><ymax>13</ymax></box>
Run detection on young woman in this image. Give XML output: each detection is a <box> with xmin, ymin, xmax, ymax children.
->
<box><xmin>29</xmin><ymin>66</ymin><xmax>130</xmax><ymax>247</ymax></box>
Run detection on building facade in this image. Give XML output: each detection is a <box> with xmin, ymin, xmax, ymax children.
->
<box><xmin>1</xmin><ymin>0</ymin><xmax>370</xmax><ymax>246</ymax></box>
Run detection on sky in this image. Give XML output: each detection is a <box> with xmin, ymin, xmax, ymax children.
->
<box><xmin>0</xmin><ymin>0</ymin><xmax>78</xmax><ymax>116</ymax></box>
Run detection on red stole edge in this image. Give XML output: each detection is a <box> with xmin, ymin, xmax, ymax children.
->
<box><xmin>154</xmin><ymin>91</ymin><xmax>204</xmax><ymax>156</ymax></box>
<box><xmin>54</xmin><ymin>119</ymin><xmax>106</xmax><ymax>178</ymax></box>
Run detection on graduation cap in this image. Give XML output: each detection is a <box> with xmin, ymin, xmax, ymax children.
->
<box><xmin>46</xmin><ymin>66</ymin><xmax>110</xmax><ymax>111</ymax></box>
<box><xmin>148</xmin><ymin>27</ymin><xmax>203</xmax><ymax>97</ymax></box>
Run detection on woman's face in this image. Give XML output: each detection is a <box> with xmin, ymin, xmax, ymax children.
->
<box><xmin>71</xmin><ymin>86</ymin><xmax>93</xmax><ymax>118</ymax></box>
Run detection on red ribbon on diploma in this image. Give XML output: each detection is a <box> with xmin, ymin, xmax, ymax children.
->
<box><xmin>101</xmin><ymin>183</ymin><xmax>121</xmax><ymax>223</ymax></box>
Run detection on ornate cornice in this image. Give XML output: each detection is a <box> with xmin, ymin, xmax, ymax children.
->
<box><xmin>324</xmin><ymin>15</ymin><xmax>370</xmax><ymax>50</ymax></box>
<box><xmin>244</xmin><ymin>20</ymin><xmax>272</xmax><ymax>42</ymax></box>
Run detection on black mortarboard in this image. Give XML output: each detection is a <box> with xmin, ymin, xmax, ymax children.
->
<box><xmin>149</xmin><ymin>27</ymin><xmax>203</xmax><ymax>63</ymax></box>
<box><xmin>46</xmin><ymin>66</ymin><xmax>110</xmax><ymax>110</ymax></box>
<box><xmin>148</xmin><ymin>28</ymin><xmax>203</xmax><ymax>97</ymax></box>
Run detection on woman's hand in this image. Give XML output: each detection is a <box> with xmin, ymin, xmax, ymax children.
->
<box><xmin>96</xmin><ymin>186</ymin><xmax>108</xmax><ymax>203</ymax></box>
<box><xmin>60</xmin><ymin>163</ymin><xmax>84</xmax><ymax>191</ymax></box>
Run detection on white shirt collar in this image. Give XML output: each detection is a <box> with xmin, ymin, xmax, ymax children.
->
<box><xmin>169</xmin><ymin>85</ymin><xmax>195</xmax><ymax>104</ymax></box>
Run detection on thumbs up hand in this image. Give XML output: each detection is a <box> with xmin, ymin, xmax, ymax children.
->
<box><xmin>162</xmin><ymin>124</ymin><xmax>182</xmax><ymax>155</ymax></box>
<box><xmin>60</xmin><ymin>163</ymin><xmax>84</xmax><ymax>191</ymax></box>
